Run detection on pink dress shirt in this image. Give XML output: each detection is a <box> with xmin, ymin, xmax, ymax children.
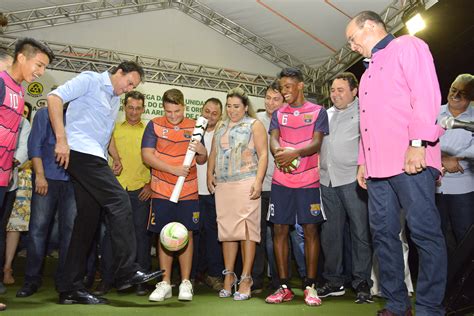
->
<box><xmin>358</xmin><ymin>35</ymin><xmax>444</xmax><ymax>178</ymax></box>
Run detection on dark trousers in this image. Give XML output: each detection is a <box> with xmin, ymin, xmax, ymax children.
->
<box><xmin>436</xmin><ymin>191</ymin><xmax>474</xmax><ymax>249</ymax></box>
<box><xmin>252</xmin><ymin>191</ymin><xmax>269</xmax><ymax>289</ymax></box>
<box><xmin>56</xmin><ymin>151</ymin><xmax>140</xmax><ymax>292</ymax></box>
<box><xmin>367</xmin><ymin>167</ymin><xmax>446</xmax><ymax>316</ymax></box>
<box><xmin>0</xmin><ymin>189</ymin><xmax>15</xmax><ymax>280</ymax></box>
<box><xmin>100</xmin><ymin>188</ymin><xmax>152</xmax><ymax>284</ymax></box>
<box><xmin>320</xmin><ymin>181</ymin><xmax>372</xmax><ymax>289</ymax></box>
<box><xmin>194</xmin><ymin>194</ymin><xmax>223</xmax><ymax>278</ymax></box>
<box><xmin>0</xmin><ymin>187</ymin><xmax>7</xmax><ymax>210</ymax></box>
<box><xmin>25</xmin><ymin>179</ymin><xmax>77</xmax><ymax>287</ymax></box>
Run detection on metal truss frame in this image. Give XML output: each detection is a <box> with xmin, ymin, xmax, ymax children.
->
<box><xmin>2</xmin><ymin>0</ymin><xmax>172</xmax><ymax>33</ymax></box>
<box><xmin>1</xmin><ymin>0</ymin><xmax>320</xmax><ymax>96</ymax></box>
<box><xmin>1</xmin><ymin>0</ymin><xmax>414</xmax><ymax>99</ymax></box>
<box><xmin>172</xmin><ymin>0</ymin><xmax>316</xmax><ymax>79</ymax></box>
<box><xmin>314</xmin><ymin>0</ymin><xmax>412</xmax><ymax>86</ymax></box>
<box><xmin>0</xmin><ymin>34</ymin><xmax>274</xmax><ymax>97</ymax></box>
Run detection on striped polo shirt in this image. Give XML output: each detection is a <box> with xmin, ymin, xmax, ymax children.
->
<box><xmin>269</xmin><ymin>101</ymin><xmax>329</xmax><ymax>188</ymax></box>
<box><xmin>0</xmin><ymin>71</ymin><xmax>25</xmax><ymax>186</ymax></box>
<box><xmin>142</xmin><ymin>116</ymin><xmax>198</xmax><ymax>200</ymax></box>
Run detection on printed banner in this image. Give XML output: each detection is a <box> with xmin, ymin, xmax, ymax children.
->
<box><xmin>24</xmin><ymin>69</ymin><xmax>265</xmax><ymax>122</ymax></box>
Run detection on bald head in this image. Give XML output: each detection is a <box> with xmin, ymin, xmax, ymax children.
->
<box><xmin>346</xmin><ymin>11</ymin><xmax>389</xmax><ymax>58</ymax></box>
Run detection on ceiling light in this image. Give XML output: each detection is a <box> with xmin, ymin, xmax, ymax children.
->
<box><xmin>402</xmin><ymin>2</ymin><xmax>426</xmax><ymax>35</ymax></box>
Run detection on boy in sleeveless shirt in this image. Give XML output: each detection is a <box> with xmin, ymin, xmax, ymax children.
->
<box><xmin>265</xmin><ymin>68</ymin><xmax>329</xmax><ymax>306</ymax></box>
<box><xmin>0</xmin><ymin>38</ymin><xmax>53</xmax><ymax>311</ymax></box>
<box><xmin>142</xmin><ymin>88</ymin><xmax>207</xmax><ymax>302</ymax></box>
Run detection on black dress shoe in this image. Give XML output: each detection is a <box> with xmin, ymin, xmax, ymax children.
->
<box><xmin>92</xmin><ymin>281</ymin><xmax>112</xmax><ymax>296</ymax></box>
<box><xmin>135</xmin><ymin>283</ymin><xmax>149</xmax><ymax>296</ymax></box>
<box><xmin>83</xmin><ymin>275</ymin><xmax>95</xmax><ymax>289</ymax></box>
<box><xmin>59</xmin><ymin>289</ymin><xmax>108</xmax><ymax>305</ymax></box>
<box><xmin>16</xmin><ymin>283</ymin><xmax>38</xmax><ymax>298</ymax></box>
<box><xmin>116</xmin><ymin>269</ymin><xmax>164</xmax><ymax>291</ymax></box>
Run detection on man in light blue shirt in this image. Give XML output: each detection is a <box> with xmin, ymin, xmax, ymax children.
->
<box><xmin>436</xmin><ymin>73</ymin><xmax>474</xmax><ymax>251</ymax></box>
<box><xmin>47</xmin><ymin>61</ymin><xmax>162</xmax><ymax>305</ymax></box>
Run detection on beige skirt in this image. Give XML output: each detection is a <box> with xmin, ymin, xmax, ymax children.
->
<box><xmin>215</xmin><ymin>177</ymin><xmax>261</xmax><ymax>242</ymax></box>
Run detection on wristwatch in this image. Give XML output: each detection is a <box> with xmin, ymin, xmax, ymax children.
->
<box><xmin>409</xmin><ymin>139</ymin><xmax>427</xmax><ymax>147</ymax></box>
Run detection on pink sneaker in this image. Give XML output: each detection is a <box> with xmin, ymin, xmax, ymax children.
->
<box><xmin>304</xmin><ymin>285</ymin><xmax>322</xmax><ymax>306</ymax></box>
<box><xmin>265</xmin><ymin>285</ymin><xmax>295</xmax><ymax>304</ymax></box>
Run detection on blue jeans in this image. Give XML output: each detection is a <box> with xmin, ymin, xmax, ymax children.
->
<box><xmin>24</xmin><ymin>179</ymin><xmax>77</xmax><ymax>286</ymax></box>
<box><xmin>320</xmin><ymin>181</ymin><xmax>372</xmax><ymax>289</ymax></box>
<box><xmin>100</xmin><ymin>188</ymin><xmax>152</xmax><ymax>284</ymax></box>
<box><xmin>367</xmin><ymin>168</ymin><xmax>446</xmax><ymax>316</ymax></box>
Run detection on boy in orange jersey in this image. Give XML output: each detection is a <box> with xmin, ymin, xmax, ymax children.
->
<box><xmin>142</xmin><ymin>88</ymin><xmax>207</xmax><ymax>302</ymax></box>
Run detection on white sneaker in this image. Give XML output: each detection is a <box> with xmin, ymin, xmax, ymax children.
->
<box><xmin>149</xmin><ymin>281</ymin><xmax>172</xmax><ymax>302</ymax></box>
<box><xmin>178</xmin><ymin>279</ymin><xmax>193</xmax><ymax>301</ymax></box>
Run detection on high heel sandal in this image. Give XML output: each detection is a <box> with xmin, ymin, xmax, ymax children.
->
<box><xmin>218</xmin><ymin>269</ymin><xmax>237</xmax><ymax>298</ymax></box>
<box><xmin>233</xmin><ymin>275</ymin><xmax>253</xmax><ymax>301</ymax></box>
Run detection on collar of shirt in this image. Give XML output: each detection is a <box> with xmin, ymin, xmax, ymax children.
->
<box><xmin>100</xmin><ymin>71</ymin><xmax>115</xmax><ymax>96</ymax></box>
<box><xmin>120</xmin><ymin>120</ymin><xmax>144</xmax><ymax>128</ymax></box>
<box><xmin>4</xmin><ymin>70</ymin><xmax>22</xmax><ymax>86</ymax></box>
<box><xmin>364</xmin><ymin>34</ymin><xmax>396</xmax><ymax>68</ymax></box>
<box><xmin>333</xmin><ymin>97</ymin><xmax>359</xmax><ymax>113</ymax></box>
<box><xmin>440</xmin><ymin>103</ymin><xmax>474</xmax><ymax>119</ymax></box>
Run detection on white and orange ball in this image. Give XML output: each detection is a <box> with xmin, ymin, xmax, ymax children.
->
<box><xmin>160</xmin><ymin>222</ymin><xmax>189</xmax><ymax>251</ymax></box>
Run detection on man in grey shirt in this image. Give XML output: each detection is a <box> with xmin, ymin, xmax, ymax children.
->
<box><xmin>318</xmin><ymin>72</ymin><xmax>373</xmax><ymax>304</ymax></box>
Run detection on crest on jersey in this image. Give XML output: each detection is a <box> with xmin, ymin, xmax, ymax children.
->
<box><xmin>184</xmin><ymin>130</ymin><xmax>192</xmax><ymax>139</ymax></box>
<box><xmin>192</xmin><ymin>212</ymin><xmax>200</xmax><ymax>223</ymax></box>
<box><xmin>304</xmin><ymin>114</ymin><xmax>313</xmax><ymax>123</ymax></box>
<box><xmin>310</xmin><ymin>203</ymin><xmax>321</xmax><ymax>216</ymax></box>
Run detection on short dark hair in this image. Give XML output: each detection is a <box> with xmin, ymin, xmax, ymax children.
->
<box><xmin>278</xmin><ymin>67</ymin><xmax>304</xmax><ymax>82</ymax></box>
<box><xmin>111</xmin><ymin>61</ymin><xmax>145</xmax><ymax>82</ymax></box>
<box><xmin>14</xmin><ymin>38</ymin><xmax>55</xmax><ymax>63</ymax></box>
<box><xmin>204</xmin><ymin>97</ymin><xmax>223</xmax><ymax>112</ymax></box>
<box><xmin>266</xmin><ymin>80</ymin><xmax>281</xmax><ymax>94</ymax></box>
<box><xmin>163</xmin><ymin>88</ymin><xmax>184</xmax><ymax>106</ymax></box>
<box><xmin>124</xmin><ymin>90</ymin><xmax>145</xmax><ymax>107</ymax></box>
<box><xmin>332</xmin><ymin>72</ymin><xmax>359</xmax><ymax>91</ymax></box>
<box><xmin>24</xmin><ymin>101</ymin><xmax>32</xmax><ymax>122</ymax></box>
<box><xmin>354</xmin><ymin>11</ymin><xmax>387</xmax><ymax>31</ymax></box>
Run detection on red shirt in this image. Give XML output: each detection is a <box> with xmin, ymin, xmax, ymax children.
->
<box><xmin>0</xmin><ymin>71</ymin><xmax>25</xmax><ymax>186</ymax></box>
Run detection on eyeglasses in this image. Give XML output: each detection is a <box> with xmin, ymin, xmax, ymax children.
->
<box><xmin>347</xmin><ymin>26</ymin><xmax>364</xmax><ymax>46</ymax></box>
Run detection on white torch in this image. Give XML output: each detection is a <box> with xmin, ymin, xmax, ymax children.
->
<box><xmin>169</xmin><ymin>116</ymin><xmax>208</xmax><ymax>203</ymax></box>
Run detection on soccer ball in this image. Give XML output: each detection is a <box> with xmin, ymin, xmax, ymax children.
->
<box><xmin>277</xmin><ymin>147</ymin><xmax>300</xmax><ymax>172</ymax></box>
<box><xmin>160</xmin><ymin>222</ymin><xmax>189</xmax><ymax>251</ymax></box>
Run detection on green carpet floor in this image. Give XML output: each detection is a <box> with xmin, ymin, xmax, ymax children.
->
<box><xmin>1</xmin><ymin>256</ymin><xmax>399</xmax><ymax>315</ymax></box>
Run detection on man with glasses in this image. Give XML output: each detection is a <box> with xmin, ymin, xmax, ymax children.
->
<box><xmin>346</xmin><ymin>11</ymin><xmax>446</xmax><ymax>316</ymax></box>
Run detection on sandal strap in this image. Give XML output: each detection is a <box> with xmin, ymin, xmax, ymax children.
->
<box><xmin>222</xmin><ymin>269</ymin><xmax>238</xmax><ymax>289</ymax></box>
<box><xmin>238</xmin><ymin>274</ymin><xmax>253</xmax><ymax>285</ymax></box>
